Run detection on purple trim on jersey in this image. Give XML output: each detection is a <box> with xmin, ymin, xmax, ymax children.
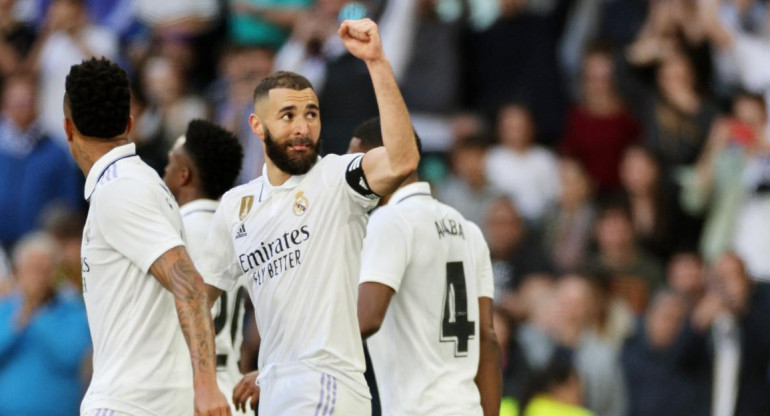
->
<box><xmin>314</xmin><ymin>374</ymin><xmax>326</xmax><ymax>416</ymax></box>
<box><xmin>322</xmin><ymin>373</ymin><xmax>332</xmax><ymax>415</ymax></box>
<box><xmin>327</xmin><ymin>376</ymin><xmax>337</xmax><ymax>415</ymax></box>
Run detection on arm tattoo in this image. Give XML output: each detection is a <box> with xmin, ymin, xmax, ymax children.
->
<box><xmin>152</xmin><ymin>246</ymin><xmax>216</xmax><ymax>379</ymax></box>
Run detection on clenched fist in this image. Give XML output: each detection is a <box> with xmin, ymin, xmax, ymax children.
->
<box><xmin>338</xmin><ymin>18</ymin><xmax>385</xmax><ymax>63</ymax></box>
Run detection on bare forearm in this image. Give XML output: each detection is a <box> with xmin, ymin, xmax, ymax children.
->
<box><xmin>152</xmin><ymin>248</ymin><xmax>218</xmax><ymax>388</ymax></box>
<box><xmin>475</xmin><ymin>335</ymin><xmax>502</xmax><ymax>416</ymax></box>
<box><xmin>366</xmin><ymin>58</ymin><xmax>419</xmax><ymax>177</ymax></box>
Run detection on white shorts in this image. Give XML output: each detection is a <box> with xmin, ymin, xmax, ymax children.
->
<box><xmin>82</xmin><ymin>410</ymin><xmax>132</xmax><ymax>416</ymax></box>
<box><xmin>258</xmin><ymin>367</ymin><xmax>371</xmax><ymax>415</ymax></box>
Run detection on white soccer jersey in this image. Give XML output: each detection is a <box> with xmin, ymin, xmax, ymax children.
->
<box><xmin>79</xmin><ymin>143</ymin><xmax>193</xmax><ymax>416</ymax></box>
<box><xmin>196</xmin><ymin>154</ymin><xmax>378</xmax><ymax>400</ymax></box>
<box><xmin>359</xmin><ymin>182</ymin><xmax>495</xmax><ymax>416</ymax></box>
<box><xmin>180</xmin><ymin>199</ymin><xmax>249</xmax><ymax>416</ymax></box>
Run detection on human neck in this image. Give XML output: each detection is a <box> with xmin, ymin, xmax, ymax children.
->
<box><xmin>265</xmin><ymin>159</ymin><xmax>293</xmax><ymax>186</ymax></box>
<box><xmin>77</xmin><ymin>137</ymin><xmax>130</xmax><ymax>177</ymax></box>
<box><xmin>176</xmin><ymin>188</ymin><xmax>209</xmax><ymax>207</ymax></box>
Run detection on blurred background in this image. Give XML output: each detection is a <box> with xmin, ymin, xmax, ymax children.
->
<box><xmin>0</xmin><ymin>0</ymin><xmax>769</xmax><ymax>415</ymax></box>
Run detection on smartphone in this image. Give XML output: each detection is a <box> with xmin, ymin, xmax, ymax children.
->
<box><xmin>730</xmin><ymin>120</ymin><xmax>755</xmax><ymax>146</ymax></box>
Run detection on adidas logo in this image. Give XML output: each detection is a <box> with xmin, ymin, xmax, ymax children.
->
<box><xmin>235</xmin><ymin>224</ymin><xmax>247</xmax><ymax>239</ymax></box>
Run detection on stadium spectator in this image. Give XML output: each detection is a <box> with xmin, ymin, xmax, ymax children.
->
<box><xmin>621</xmin><ymin>289</ymin><xmax>704</xmax><ymax>416</ymax></box>
<box><xmin>518</xmin><ymin>275</ymin><xmax>629</xmax><ymax>416</ymax></box>
<box><xmin>30</xmin><ymin>0</ymin><xmax>118</xmax><ymax>144</ymax></box>
<box><xmin>41</xmin><ymin>204</ymin><xmax>86</xmax><ymax>292</ymax></box>
<box><xmin>0</xmin><ymin>232</ymin><xmax>91</xmax><ymax>416</ymax></box>
<box><xmin>0</xmin><ymin>0</ymin><xmax>37</xmax><ymax>77</ymax></box>
<box><xmin>435</xmin><ymin>137</ymin><xmax>502</xmax><ymax>227</ymax></box>
<box><xmin>484</xmin><ymin>196</ymin><xmax>552</xmax><ymax>304</ymax></box>
<box><xmin>617</xmin><ymin>145</ymin><xmax>674</xmax><ymax>259</ymax></box>
<box><xmin>485</xmin><ymin>104</ymin><xmax>560</xmax><ymax>223</ymax></box>
<box><xmin>587</xmin><ymin>203</ymin><xmax>665</xmax><ymax>313</ymax></box>
<box><xmin>687</xmin><ymin>252</ymin><xmax>770</xmax><ymax>416</ymax></box>
<box><xmin>519</xmin><ymin>349</ymin><xmax>595</xmax><ymax>416</ymax></box>
<box><xmin>0</xmin><ymin>73</ymin><xmax>80</xmax><ymax>250</ymax></box>
<box><xmin>680</xmin><ymin>92</ymin><xmax>769</xmax><ymax>264</ymax></box>
<box><xmin>561</xmin><ymin>43</ymin><xmax>641</xmax><ymax>195</ymax></box>
<box><xmin>666</xmin><ymin>251</ymin><xmax>706</xmax><ymax>307</ymax></box>
<box><xmin>542</xmin><ymin>156</ymin><xmax>596</xmax><ymax>273</ymax></box>
<box><xmin>138</xmin><ymin>56</ymin><xmax>209</xmax><ymax>151</ymax></box>
<box><xmin>210</xmin><ymin>45</ymin><xmax>274</xmax><ymax>183</ymax></box>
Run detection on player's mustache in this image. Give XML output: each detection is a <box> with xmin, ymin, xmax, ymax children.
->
<box><xmin>284</xmin><ymin>137</ymin><xmax>314</xmax><ymax>147</ymax></box>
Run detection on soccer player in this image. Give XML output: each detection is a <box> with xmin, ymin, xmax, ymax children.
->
<box><xmin>63</xmin><ymin>58</ymin><xmax>230</xmax><ymax>416</ymax></box>
<box><xmin>197</xmin><ymin>18</ymin><xmax>419</xmax><ymax>415</ymax></box>
<box><xmin>355</xmin><ymin>118</ymin><xmax>502</xmax><ymax>415</ymax></box>
<box><xmin>162</xmin><ymin>120</ymin><xmax>249</xmax><ymax>415</ymax></box>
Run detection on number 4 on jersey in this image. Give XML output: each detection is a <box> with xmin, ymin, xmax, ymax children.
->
<box><xmin>440</xmin><ymin>262</ymin><xmax>476</xmax><ymax>357</ymax></box>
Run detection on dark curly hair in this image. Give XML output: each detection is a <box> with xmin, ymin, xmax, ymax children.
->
<box><xmin>64</xmin><ymin>57</ymin><xmax>131</xmax><ymax>139</ymax></box>
<box><xmin>184</xmin><ymin>119</ymin><xmax>244</xmax><ymax>199</ymax></box>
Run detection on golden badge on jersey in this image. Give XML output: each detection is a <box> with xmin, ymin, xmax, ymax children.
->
<box><xmin>293</xmin><ymin>191</ymin><xmax>309</xmax><ymax>216</ymax></box>
<box><xmin>239</xmin><ymin>195</ymin><xmax>254</xmax><ymax>221</ymax></box>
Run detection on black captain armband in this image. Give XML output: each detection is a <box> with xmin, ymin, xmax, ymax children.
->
<box><xmin>346</xmin><ymin>155</ymin><xmax>380</xmax><ymax>199</ymax></box>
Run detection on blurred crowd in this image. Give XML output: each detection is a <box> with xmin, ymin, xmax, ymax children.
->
<box><xmin>1</xmin><ymin>0</ymin><xmax>770</xmax><ymax>415</ymax></box>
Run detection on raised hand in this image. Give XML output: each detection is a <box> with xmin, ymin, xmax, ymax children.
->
<box><xmin>338</xmin><ymin>18</ymin><xmax>384</xmax><ymax>63</ymax></box>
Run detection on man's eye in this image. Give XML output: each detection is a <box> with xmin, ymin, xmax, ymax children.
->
<box><xmin>307</xmin><ymin>112</ymin><xmax>317</xmax><ymax>119</ymax></box>
<box><xmin>281</xmin><ymin>114</ymin><xmax>292</xmax><ymax>121</ymax></box>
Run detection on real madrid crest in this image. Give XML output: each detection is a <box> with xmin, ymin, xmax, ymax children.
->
<box><xmin>83</xmin><ymin>220</ymin><xmax>91</xmax><ymax>245</ymax></box>
<box><xmin>293</xmin><ymin>191</ymin><xmax>309</xmax><ymax>216</ymax></box>
<box><xmin>239</xmin><ymin>195</ymin><xmax>254</xmax><ymax>221</ymax></box>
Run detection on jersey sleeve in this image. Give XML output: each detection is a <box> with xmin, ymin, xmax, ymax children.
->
<box><xmin>322</xmin><ymin>153</ymin><xmax>380</xmax><ymax>211</ymax></box>
<box><xmin>194</xmin><ymin>202</ymin><xmax>242</xmax><ymax>292</ymax></box>
<box><xmin>469</xmin><ymin>223</ymin><xmax>494</xmax><ymax>299</ymax></box>
<box><xmin>359</xmin><ymin>207</ymin><xmax>411</xmax><ymax>292</ymax></box>
<box><xmin>95</xmin><ymin>179</ymin><xmax>185</xmax><ymax>274</ymax></box>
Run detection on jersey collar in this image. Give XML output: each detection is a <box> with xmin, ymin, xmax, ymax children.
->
<box><xmin>83</xmin><ymin>142</ymin><xmax>137</xmax><ymax>200</ymax></box>
<box><xmin>259</xmin><ymin>160</ymin><xmax>316</xmax><ymax>201</ymax></box>
<box><xmin>389</xmin><ymin>182</ymin><xmax>432</xmax><ymax>205</ymax></box>
<box><xmin>180</xmin><ymin>198</ymin><xmax>219</xmax><ymax>217</ymax></box>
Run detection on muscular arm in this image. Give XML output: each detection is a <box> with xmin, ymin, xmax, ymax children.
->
<box><xmin>358</xmin><ymin>282</ymin><xmax>395</xmax><ymax>339</ymax></box>
<box><xmin>149</xmin><ymin>246</ymin><xmax>219</xmax><ymax>389</ymax></box>
<box><xmin>475</xmin><ymin>297</ymin><xmax>502</xmax><ymax>416</ymax></box>
<box><xmin>340</xmin><ymin>19</ymin><xmax>420</xmax><ymax>196</ymax></box>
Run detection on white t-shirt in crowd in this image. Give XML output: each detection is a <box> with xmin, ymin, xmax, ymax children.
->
<box><xmin>359</xmin><ymin>182</ymin><xmax>495</xmax><ymax>416</ymax></box>
<box><xmin>485</xmin><ymin>145</ymin><xmax>560</xmax><ymax>221</ymax></box>
<box><xmin>196</xmin><ymin>154</ymin><xmax>378</xmax><ymax>398</ymax></box>
<box><xmin>80</xmin><ymin>143</ymin><xmax>193</xmax><ymax>416</ymax></box>
<box><xmin>38</xmin><ymin>27</ymin><xmax>118</xmax><ymax>145</ymax></box>
<box><xmin>179</xmin><ymin>198</ymin><xmax>249</xmax><ymax>416</ymax></box>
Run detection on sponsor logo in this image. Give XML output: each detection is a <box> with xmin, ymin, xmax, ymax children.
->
<box><xmin>239</xmin><ymin>195</ymin><xmax>254</xmax><ymax>221</ymax></box>
<box><xmin>235</xmin><ymin>224</ymin><xmax>248</xmax><ymax>239</ymax></box>
<box><xmin>293</xmin><ymin>191</ymin><xmax>309</xmax><ymax>216</ymax></box>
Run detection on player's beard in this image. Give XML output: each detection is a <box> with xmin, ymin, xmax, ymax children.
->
<box><xmin>264</xmin><ymin>127</ymin><xmax>321</xmax><ymax>175</ymax></box>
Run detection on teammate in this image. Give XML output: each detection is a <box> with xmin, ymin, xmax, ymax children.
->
<box><xmin>63</xmin><ymin>58</ymin><xmax>230</xmax><ymax>416</ymax></box>
<box><xmin>355</xmin><ymin>119</ymin><xmax>502</xmax><ymax>415</ymax></box>
<box><xmin>162</xmin><ymin>120</ymin><xmax>249</xmax><ymax>415</ymax></box>
<box><xmin>196</xmin><ymin>18</ymin><xmax>419</xmax><ymax>415</ymax></box>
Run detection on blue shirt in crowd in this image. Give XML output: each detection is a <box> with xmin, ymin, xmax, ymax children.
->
<box><xmin>0</xmin><ymin>291</ymin><xmax>91</xmax><ymax>416</ymax></box>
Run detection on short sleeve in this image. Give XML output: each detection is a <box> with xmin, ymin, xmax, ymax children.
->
<box><xmin>359</xmin><ymin>207</ymin><xmax>411</xmax><ymax>292</ymax></box>
<box><xmin>194</xmin><ymin>203</ymin><xmax>242</xmax><ymax>292</ymax></box>
<box><xmin>95</xmin><ymin>179</ymin><xmax>185</xmax><ymax>274</ymax></box>
<box><xmin>322</xmin><ymin>154</ymin><xmax>379</xmax><ymax>211</ymax></box>
<box><xmin>469</xmin><ymin>223</ymin><xmax>494</xmax><ymax>299</ymax></box>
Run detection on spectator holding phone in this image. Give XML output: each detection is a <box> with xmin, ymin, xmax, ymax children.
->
<box><xmin>679</xmin><ymin>92</ymin><xmax>770</xmax><ymax>263</ymax></box>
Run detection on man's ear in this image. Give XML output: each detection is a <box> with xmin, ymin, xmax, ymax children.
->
<box><xmin>249</xmin><ymin>113</ymin><xmax>265</xmax><ymax>143</ymax></box>
<box><xmin>180</xmin><ymin>165</ymin><xmax>192</xmax><ymax>187</ymax></box>
<box><xmin>125</xmin><ymin>115</ymin><xmax>134</xmax><ymax>136</ymax></box>
<box><xmin>63</xmin><ymin>118</ymin><xmax>75</xmax><ymax>143</ymax></box>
